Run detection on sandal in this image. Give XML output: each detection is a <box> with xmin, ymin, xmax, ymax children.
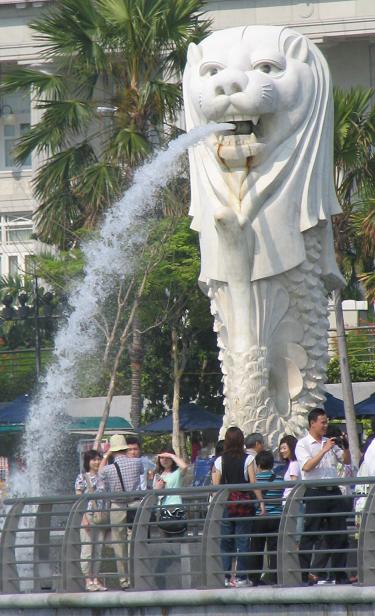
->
<box><xmin>94</xmin><ymin>578</ymin><xmax>107</xmax><ymax>591</ymax></box>
<box><xmin>85</xmin><ymin>579</ymin><xmax>99</xmax><ymax>592</ymax></box>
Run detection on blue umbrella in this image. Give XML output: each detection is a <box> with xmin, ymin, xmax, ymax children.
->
<box><xmin>324</xmin><ymin>392</ymin><xmax>345</xmax><ymax>419</ymax></box>
<box><xmin>0</xmin><ymin>394</ymin><xmax>31</xmax><ymax>424</ymax></box>
<box><xmin>141</xmin><ymin>403</ymin><xmax>223</xmax><ymax>433</ymax></box>
<box><xmin>355</xmin><ymin>392</ymin><xmax>375</xmax><ymax>416</ymax></box>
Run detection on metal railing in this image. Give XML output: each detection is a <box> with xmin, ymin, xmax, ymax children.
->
<box><xmin>0</xmin><ymin>477</ymin><xmax>374</xmax><ymax>593</ymax></box>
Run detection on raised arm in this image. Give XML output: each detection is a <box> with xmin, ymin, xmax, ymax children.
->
<box><xmin>159</xmin><ymin>452</ymin><xmax>188</xmax><ymax>475</ymax></box>
<box><xmin>297</xmin><ymin>438</ymin><xmax>336</xmax><ymax>473</ymax></box>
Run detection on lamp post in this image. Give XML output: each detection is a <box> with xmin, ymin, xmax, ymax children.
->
<box><xmin>0</xmin><ymin>280</ymin><xmax>59</xmax><ymax>381</ymax></box>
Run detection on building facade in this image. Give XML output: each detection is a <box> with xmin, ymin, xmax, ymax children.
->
<box><xmin>0</xmin><ymin>0</ymin><xmax>48</xmax><ymax>278</ymax></box>
<box><xmin>0</xmin><ymin>0</ymin><xmax>375</xmax><ymax>278</ymax></box>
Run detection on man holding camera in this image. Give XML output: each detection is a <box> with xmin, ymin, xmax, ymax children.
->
<box><xmin>296</xmin><ymin>408</ymin><xmax>351</xmax><ymax>585</ymax></box>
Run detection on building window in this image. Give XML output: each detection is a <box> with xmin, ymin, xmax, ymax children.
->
<box><xmin>0</xmin><ymin>87</ymin><xmax>31</xmax><ymax>171</ymax></box>
<box><xmin>8</xmin><ymin>255</ymin><xmax>18</xmax><ymax>276</ymax></box>
<box><xmin>3</xmin><ymin>213</ymin><xmax>33</xmax><ymax>244</ymax></box>
<box><xmin>24</xmin><ymin>254</ymin><xmax>35</xmax><ymax>275</ymax></box>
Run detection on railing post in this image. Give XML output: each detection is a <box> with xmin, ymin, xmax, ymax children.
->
<box><xmin>130</xmin><ymin>493</ymin><xmax>158</xmax><ymax>591</ymax></box>
<box><xmin>277</xmin><ymin>483</ymin><xmax>305</xmax><ymax>587</ymax></box>
<box><xmin>358</xmin><ymin>482</ymin><xmax>375</xmax><ymax>585</ymax></box>
<box><xmin>0</xmin><ymin>502</ymin><xmax>23</xmax><ymax>593</ymax></box>
<box><xmin>201</xmin><ymin>488</ymin><xmax>228</xmax><ymax>588</ymax></box>
<box><xmin>33</xmin><ymin>503</ymin><xmax>54</xmax><ymax>592</ymax></box>
<box><xmin>60</xmin><ymin>497</ymin><xmax>86</xmax><ymax>592</ymax></box>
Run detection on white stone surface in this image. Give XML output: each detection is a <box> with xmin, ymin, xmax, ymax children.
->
<box><xmin>183</xmin><ymin>26</ymin><xmax>344</xmax><ymax>446</ymax></box>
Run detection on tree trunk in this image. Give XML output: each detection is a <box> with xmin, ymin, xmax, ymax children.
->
<box><xmin>333</xmin><ymin>289</ymin><xmax>361</xmax><ymax>467</ymax></box>
<box><xmin>171</xmin><ymin>325</ymin><xmax>181</xmax><ymax>457</ymax></box>
<box><xmin>129</xmin><ymin>312</ymin><xmax>143</xmax><ymax>429</ymax></box>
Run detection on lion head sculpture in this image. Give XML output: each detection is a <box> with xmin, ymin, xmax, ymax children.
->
<box><xmin>183</xmin><ymin>26</ymin><xmax>343</xmax><ymax>290</ymax></box>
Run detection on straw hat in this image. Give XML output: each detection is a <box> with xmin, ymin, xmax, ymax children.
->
<box><xmin>109</xmin><ymin>434</ymin><xmax>129</xmax><ymax>452</ymax></box>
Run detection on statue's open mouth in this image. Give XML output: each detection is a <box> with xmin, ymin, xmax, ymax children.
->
<box><xmin>215</xmin><ymin>117</ymin><xmax>265</xmax><ymax>167</ymax></box>
<box><xmin>231</xmin><ymin>119</ymin><xmax>261</xmax><ymax>137</ymax></box>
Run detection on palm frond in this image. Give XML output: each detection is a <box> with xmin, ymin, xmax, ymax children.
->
<box><xmin>0</xmin><ymin>67</ymin><xmax>66</xmax><ymax>100</ymax></box>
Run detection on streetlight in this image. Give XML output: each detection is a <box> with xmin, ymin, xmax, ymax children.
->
<box><xmin>0</xmin><ymin>283</ymin><xmax>60</xmax><ymax>380</ymax></box>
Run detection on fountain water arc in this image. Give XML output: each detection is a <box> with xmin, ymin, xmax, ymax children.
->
<box><xmin>12</xmin><ymin>122</ymin><xmax>233</xmax><ymax>497</ymax></box>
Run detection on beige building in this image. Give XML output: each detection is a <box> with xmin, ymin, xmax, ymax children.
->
<box><xmin>0</xmin><ymin>0</ymin><xmax>48</xmax><ymax>278</ymax></box>
<box><xmin>0</xmin><ymin>0</ymin><xmax>375</xmax><ymax>277</ymax></box>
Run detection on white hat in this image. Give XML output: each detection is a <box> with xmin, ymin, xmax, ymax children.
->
<box><xmin>109</xmin><ymin>434</ymin><xmax>128</xmax><ymax>452</ymax></box>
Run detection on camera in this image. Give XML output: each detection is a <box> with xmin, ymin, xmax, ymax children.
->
<box><xmin>333</xmin><ymin>436</ymin><xmax>343</xmax><ymax>447</ymax></box>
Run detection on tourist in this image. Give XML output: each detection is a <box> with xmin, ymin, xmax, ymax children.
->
<box><xmin>363</xmin><ymin>433</ymin><xmax>375</xmax><ymax>475</ymax></box>
<box><xmin>244</xmin><ymin>433</ymin><xmax>265</xmax><ymax>463</ymax></box>
<box><xmin>75</xmin><ymin>449</ymin><xmax>107</xmax><ymax>592</ymax></box>
<box><xmin>295</xmin><ymin>408</ymin><xmax>351</xmax><ymax>585</ymax></box>
<box><xmin>248</xmin><ymin>450</ymin><xmax>283</xmax><ymax>586</ymax></box>
<box><xmin>154</xmin><ymin>448</ymin><xmax>188</xmax><ymax>536</ymax></box>
<box><xmin>126</xmin><ymin>436</ymin><xmax>156</xmax><ymax>492</ymax></box>
<box><xmin>278</xmin><ymin>435</ymin><xmax>301</xmax><ymax>502</ymax></box>
<box><xmin>211</xmin><ymin>439</ymin><xmax>225</xmax><ymax>483</ymax></box>
<box><xmin>154</xmin><ymin>448</ymin><xmax>188</xmax><ymax>505</ymax></box>
<box><xmin>212</xmin><ymin>426</ymin><xmax>265</xmax><ymax>588</ymax></box>
<box><xmin>99</xmin><ymin>434</ymin><xmax>144</xmax><ymax>590</ymax></box>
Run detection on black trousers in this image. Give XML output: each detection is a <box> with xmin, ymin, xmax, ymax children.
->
<box><xmin>299</xmin><ymin>487</ymin><xmax>348</xmax><ymax>582</ymax></box>
<box><xmin>248</xmin><ymin>517</ymin><xmax>280</xmax><ymax>584</ymax></box>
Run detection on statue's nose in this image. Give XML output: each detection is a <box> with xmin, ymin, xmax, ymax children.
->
<box><xmin>214</xmin><ymin>69</ymin><xmax>248</xmax><ymax>96</ymax></box>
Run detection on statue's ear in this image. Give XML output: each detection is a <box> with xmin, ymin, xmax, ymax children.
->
<box><xmin>284</xmin><ymin>35</ymin><xmax>309</xmax><ymax>63</ymax></box>
<box><xmin>187</xmin><ymin>42</ymin><xmax>203</xmax><ymax>67</ymax></box>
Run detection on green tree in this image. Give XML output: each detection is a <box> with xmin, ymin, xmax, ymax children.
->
<box><xmin>0</xmin><ymin>0</ymin><xmax>209</xmax><ymax>247</ymax></box>
<box><xmin>333</xmin><ymin>87</ymin><xmax>375</xmax><ymax>294</ymax></box>
<box><xmin>332</xmin><ymin>87</ymin><xmax>375</xmax><ymax>465</ymax></box>
<box><xmin>140</xmin><ymin>217</ymin><xmax>223</xmax><ymax>455</ymax></box>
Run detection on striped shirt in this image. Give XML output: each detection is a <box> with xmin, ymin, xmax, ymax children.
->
<box><xmin>99</xmin><ymin>455</ymin><xmax>144</xmax><ymax>493</ymax></box>
<box><xmin>256</xmin><ymin>470</ymin><xmax>283</xmax><ymax>516</ymax></box>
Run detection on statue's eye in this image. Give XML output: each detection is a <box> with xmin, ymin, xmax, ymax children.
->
<box><xmin>199</xmin><ymin>63</ymin><xmax>224</xmax><ymax>78</ymax></box>
<box><xmin>258</xmin><ymin>63</ymin><xmax>272</xmax><ymax>74</ymax></box>
<box><xmin>253</xmin><ymin>62</ymin><xmax>283</xmax><ymax>75</ymax></box>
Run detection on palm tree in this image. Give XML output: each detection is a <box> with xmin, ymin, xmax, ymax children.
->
<box><xmin>0</xmin><ymin>0</ymin><xmax>209</xmax><ymax>247</ymax></box>
<box><xmin>333</xmin><ymin>87</ymin><xmax>375</xmax><ymax>466</ymax></box>
<box><xmin>333</xmin><ymin>87</ymin><xmax>375</xmax><ymax>289</ymax></box>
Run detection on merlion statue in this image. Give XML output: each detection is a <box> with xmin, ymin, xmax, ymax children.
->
<box><xmin>183</xmin><ymin>26</ymin><xmax>344</xmax><ymax>446</ymax></box>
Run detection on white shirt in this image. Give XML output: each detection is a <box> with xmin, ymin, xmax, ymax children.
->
<box><xmin>283</xmin><ymin>460</ymin><xmax>302</xmax><ymax>501</ymax></box>
<box><xmin>214</xmin><ymin>454</ymin><xmax>255</xmax><ymax>481</ymax></box>
<box><xmin>295</xmin><ymin>433</ymin><xmax>344</xmax><ymax>480</ymax></box>
<box><xmin>364</xmin><ymin>439</ymin><xmax>375</xmax><ymax>476</ymax></box>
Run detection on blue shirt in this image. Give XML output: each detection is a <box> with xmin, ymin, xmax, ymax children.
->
<box><xmin>256</xmin><ymin>470</ymin><xmax>283</xmax><ymax>516</ymax></box>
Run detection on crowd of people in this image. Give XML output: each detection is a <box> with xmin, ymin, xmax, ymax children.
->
<box><xmin>74</xmin><ymin>408</ymin><xmax>374</xmax><ymax>591</ymax></box>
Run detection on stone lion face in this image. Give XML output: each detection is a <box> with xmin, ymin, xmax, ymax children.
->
<box><xmin>184</xmin><ymin>27</ymin><xmax>315</xmax><ymax>170</ymax></box>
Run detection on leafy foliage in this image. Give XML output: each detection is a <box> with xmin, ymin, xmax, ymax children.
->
<box><xmin>140</xmin><ymin>218</ymin><xmax>223</xmax><ymax>421</ymax></box>
<box><xmin>333</xmin><ymin>88</ymin><xmax>375</xmax><ymax>299</ymax></box>
<box><xmin>327</xmin><ymin>356</ymin><xmax>375</xmax><ymax>383</ymax></box>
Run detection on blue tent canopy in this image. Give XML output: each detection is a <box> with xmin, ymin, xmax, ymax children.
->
<box><xmin>141</xmin><ymin>403</ymin><xmax>222</xmax><ymax>433</ymax></box>
<box><xmin>355</xmin><ymin>392</ymin><xmax>375</xmax><ymax>416</ymax></box>
<box><xmin>324</xmin><ymin>392</ymin><xmax>345</xmax><ymax>419</ymax></box>
<box><xmin>0</xmin><ymin>394</ymin><xmax>31</xmax><ymax>424</ymax></box>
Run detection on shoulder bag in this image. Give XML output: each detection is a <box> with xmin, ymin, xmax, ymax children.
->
<box><xmin>85</xmin><ymin>473</ymin><xmax>110</xmax><ymax>526</ymax></box>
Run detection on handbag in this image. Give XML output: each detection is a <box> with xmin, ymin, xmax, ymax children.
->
<box><xmin>158</xmin><ymin>505</ymin><xmax>187</xmax><ymax>535</ymax></box>
<box><xmin>221</xmin><ymin>453</ymin><xmax>255</xmax><ymax>518</ymax></box>
<box><xmin>227</xmin><ymin>490</ymin><xmax>254</xmax><ymax>518</ymax></box>
<box><xmin>85</xmin><ymin>473</ymin><xmax>110</xmax><ymax>526</ymax></box>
